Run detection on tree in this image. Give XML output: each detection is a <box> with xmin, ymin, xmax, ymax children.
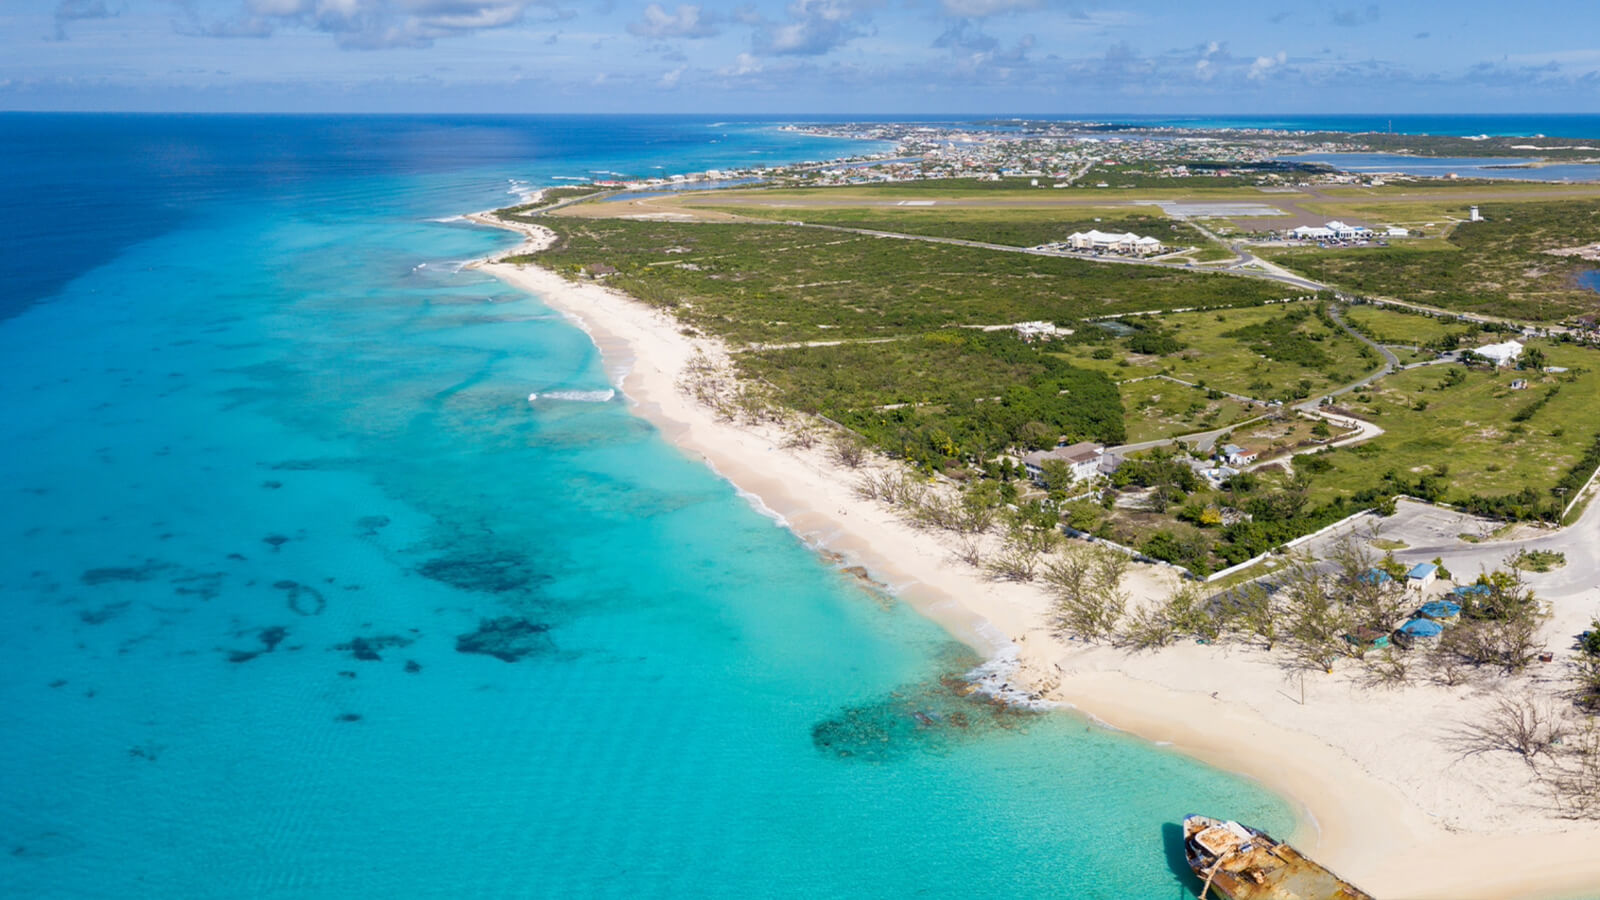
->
<box><xmin>1045</xmin><ymin>544</ymin><xmax>1129</xmax><ymax>641</ymax></box>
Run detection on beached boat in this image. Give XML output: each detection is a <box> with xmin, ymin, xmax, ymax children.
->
<box><xmin>1182</xmin><ymin>814</ymin><xmax>1374</xmax><ymax>900</ymax></box>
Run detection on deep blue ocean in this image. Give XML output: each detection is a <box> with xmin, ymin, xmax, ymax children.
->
<box><xmin>0</xmin><ymin>114</ymin><xmax>1293</xmax><ymax>898</ymax></box>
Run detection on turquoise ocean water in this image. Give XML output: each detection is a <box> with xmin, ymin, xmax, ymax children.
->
<box><xmin>0</xmin><ymin>115</ymin><xmax>1291</xmax><ymax>898</ymax></box>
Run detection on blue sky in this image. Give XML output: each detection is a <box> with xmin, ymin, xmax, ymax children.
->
<box><xmin>4</xmin><ymin>0</ymin><xmax>1599</xmax><ymax>112</ymax></box>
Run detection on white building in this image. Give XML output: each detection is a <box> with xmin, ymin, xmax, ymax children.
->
<box><xmin>1385</xmin><ymin>226</ymin><xmax>1410</xmax><ymax>237</ymax></box>
<box><xmin>1066</xmin><ymin>230</ymin><xmax>1165</xmax><ymax>255</ymax></box>
<box><xmin>1470</xmin><ymin>206</ymin><xmax>1483</xmax><ymax>222</ymax></box>
<box><xmin>1291</xmin><ymin>220</ymin><xmax>1372</xmax><ymax>241</ymax></box>
<box><xmin>1474</xmin><ymin>339</ymin><xmax>1524</xmax><ymax>367</ymax></box>
<box><xmin>1023</xmin><ymin>442</ymin><xmax>1105</xmax><ymax>484</ymax></box>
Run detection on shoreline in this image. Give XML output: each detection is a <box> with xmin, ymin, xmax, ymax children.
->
<box><xmin>470</xmin><ymin>214</ymin><xmax>1600</xmax><ymax>900</ymax></box>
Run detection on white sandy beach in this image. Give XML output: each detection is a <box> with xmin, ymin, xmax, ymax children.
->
<box><xmin>474</xmin><ymin>216</ymin><xmax>1600</xmax><ymax>900</ymax></box>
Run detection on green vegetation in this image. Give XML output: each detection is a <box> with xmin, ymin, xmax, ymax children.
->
<box><xmin>1514</xmin><ymin>550</ymin><xmax>1567</xmax><ymax>572</ymax></box>
<box><xmin>1118</xmin><ymin>379</ymin><xmax>1257</xmax><ymax>444</ymax></box>
<box><xmin>1048</xmin><ymin>301</ymin><xmax>1375</xmax><ymax>403</ymax></box>
<box><xmin>1260</xmin><ymin>200</ymin><xmax>1600</xmax><ymax>321</ymax></box>
<box><xmin>696</xmin><ymin>205</ymin><xmax>1210</xmax><ymax>251</ymax></box>
<box><xmin>1295</xmin><ymin>341</ymin><xmax>1600</xmax><ymax>521</ymax></box>
<box><xmin>742</xmin><ymin>330</ymin><xmax>1123</xmax><ymax>470</ymax></box>
<box><xmin>1083</xmin><ymin>160</ymin><xmax>1331</xmax><ymax>189</ymax></box>
<box><xmin>525</xmin><ymin>218</ymin><xmax>1291</xmax><ymax>345</ymax></box>
<box><xmin>1344</xmin><ymin>304</ymin><xmax>1491</xmax><ymax>349</ymax></box>
<box><xmin>495</xmin><ymin>185</ymin><xmax>605</xmax><ymax>221</ymax></box>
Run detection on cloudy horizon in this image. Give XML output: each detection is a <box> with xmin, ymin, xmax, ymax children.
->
<box><xmin>5</xmin><ymin>0</ymin><xmax>1599</xmax><ymax>112</ymax></box>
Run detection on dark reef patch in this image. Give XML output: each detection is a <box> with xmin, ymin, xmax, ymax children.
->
<box><xmin>274</xmin><ymin>580</ymin><xmax>326</xmax><ymax>616</ymax></box>
<box><xmin>418</xmin><ymin>551</ymin><xmax>543</xmax><ymax>594</ymax></box>
<box><xmin>810</xmin><ymin>672</ymin><xmax>1034</xmax><ymax>763</ymax></box>
<box><xmin>332</xmin><ymin>634</ymin><xmax>415</xmax><ymax>662</ymax></box>
<box><xmin>403</xmin><ymin>660</ymin><xmax>422</xmax><ymax>673</ymax></box>
<box><xmin>81</xmin><ymin>560</ymin><xmax>172</xmax><ymax>585</ymax></box>
<box><xmin>223</xmin><ymin>625</ymin><xmax>291</xmax><ymax>663</ymax></box>
<box><xmin>171</xmin><ymin>571</ymin><xmax>225</xmax><ymax>602</ymax></box>
<box><xmin>263</xmin><ymin>535</ymin><xmax>290</xmax><ymax>551</ymax></box>
<box><xmin>455</xmin><ymin>617</ymin><xmax>553</xmax><ymax>662</ymax></box>
<box><xmin>356</xmin><ymin>515</ymin><xmax>390</xmax><ymax>536</ymax></box>
<box><xmin>335</xmin><ymin>713</ymin><xmax>362</xmax><ymax>723</ymax></box>
<box><xmin>78</xmin><ymin>602</ymin><xmax>131</xmax><ymax>625</ymax></box>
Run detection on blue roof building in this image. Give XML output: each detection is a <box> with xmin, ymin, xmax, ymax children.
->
<box><xmin>1356</xmin><ymin>568</ymin><xmax>1392</xmax><ymax>585</ymax></box>
<box><xmin>1407</xmin><ymin>563</ymin><xmax>1439</xmax><ymax>582</ymax></box>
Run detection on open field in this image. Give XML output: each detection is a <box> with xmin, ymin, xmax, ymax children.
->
<box><xmin>1047</xmin><ymin>301</ymin><xmax>1376</xmax><ymax>403</ymax></box>
<box><xmin>1260</xmin><ymin>199</ymin><xmax>1600</xmax><ymax>321</ymax></box>
<box><xmin>1344</xmin><ymin>303</ymin><xmax>1495</xmax><ymax>347</ymax></box>
<box><xmin>1302</xmin><ymin>339</ymin><xmax>1600</xmax><ymax>513</ymax></box>
<box><xmin>689</xmin><ymin>204</ymin><xmax>1211</xmax><ymax>250</ymax></box>
<box><xmin>523</xmin><ymin>218</ymin><xmax>1293</xmax><ymax>345</ymax></box>
<box><xmin>740</xmin><ymin>330</ymin><xmax>1126</xmax><ymax>466</ymax></box>
<box><xmin>1118</xmin><ymin>378</ymin><xmax>1259</xmax><ymax>444</ymax></box>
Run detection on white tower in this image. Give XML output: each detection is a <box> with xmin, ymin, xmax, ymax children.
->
<box><xmin>1469</xmin><ymin>206</ymin><xmax>1482</xmax><ymax>222</ymax></box>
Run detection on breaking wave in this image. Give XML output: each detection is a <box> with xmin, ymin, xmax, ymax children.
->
<box><xmin>527</xmin><ymin>389</ymin><xmax>616</xmax><ymax>403</ymax></box>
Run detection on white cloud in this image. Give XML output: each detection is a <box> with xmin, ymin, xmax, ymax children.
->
<box><xmin>750</xmin><ymin>0</ymin><xmax>877</xmax><ymax>56</ymax></box>
<box><xmin>1248</xmin><ymin>50</ymin><xmax>1286</xmax><ymax>80</ymax></box>
<box><xmin>938</xmin><ymin>0</ymin><xmax>1038</xmax><ymax>17</ymax></box>
<box><xmin>193</xmin><ymin>0</ymin><xmax>567</xmax><ymax>48</ymax></box>
<box><xmin>627</xmin><ymin>4</ymin><xmax>719</xmax><ymax>39</ymax></box>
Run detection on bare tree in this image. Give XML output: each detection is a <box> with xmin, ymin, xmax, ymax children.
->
<box><xmin>985</xmin><ymin>538</ymin><xmax>1041</xmax><ymax>582</ymax></box>
<box><xmin>829</xmin><ymin>434</ymin><xmax>868</xmax><ymax>469</ymax></box>
<box><xmin>1546</xmin><ymin>718</ymin><xmax>1600</xmax><ymax>819</ymax></box>
<box><xmin>1277</xmin><ymin>555</ymin><xmax>1351</xmax><ymax>672</ymax></box>
<box><xmin>1045</xmin><ymin>544</ymin><xmax>1129</xmax><ymax>641</ymax></box>
<box><xmin>783</xmin><ymin>420</ymin><xmax>824</xmax><ymax>450</ymax></box>
<box><xmin>951</xmin><ymin>535</ymin><xmax>984</xmax><ymax>568</ymax></box>
<box><xmin>1459</xmin><ymin>693</ymin><xmax>1569</xmax><ymax>768</ymax></box>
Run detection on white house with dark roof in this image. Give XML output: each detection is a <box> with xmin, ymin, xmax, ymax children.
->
<box><xmin>1022</xmin><ymin>441</ymin><xmax>1105</xmax><ymax>484</ymax></box>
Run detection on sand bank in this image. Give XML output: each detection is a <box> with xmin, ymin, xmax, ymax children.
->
<box><xmin>473</xmin><ymin>217</ymin><xmax>1600</xmax><ymax>900</ymax></box>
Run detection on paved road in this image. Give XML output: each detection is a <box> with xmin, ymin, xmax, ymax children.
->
<box><xmin>1295</xmin><ymin>304</ymin><xmax>1398</xmax><ymax>414</ymax></box>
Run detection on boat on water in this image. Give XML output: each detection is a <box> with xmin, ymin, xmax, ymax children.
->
<box><xmin>1182</xmin><ymin>814</ymin><xmax>1374</xmax><ymax>900</ymax></box>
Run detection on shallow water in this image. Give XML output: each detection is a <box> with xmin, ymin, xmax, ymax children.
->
<box><xmin>0</xmin><ymin>115</ymin><xmax>1292</xmax><ymax>897</ymax></box>
<box><xmin>1283</xmin><ymin>151</ymin><xmax>1600</xmax><ymax>182</ymax></box>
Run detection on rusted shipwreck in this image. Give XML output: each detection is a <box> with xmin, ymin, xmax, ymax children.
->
<box><xmin>1183</xmin><ymin>814</ymin><xmax>1374</xmax><ymax>900</ymax></box>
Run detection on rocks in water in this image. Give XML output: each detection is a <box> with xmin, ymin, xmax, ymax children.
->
<box><xmin>810</xmin><ymin>672</ymin><xmax>1033</xmax><ymax>763</ymax></box>
<box><xmin>455</xmin><ymin>617</ymin><xmax>553</xmax><ymax>662</ymax></box>
<box><xmin>418</xmin><ymin>551</ymin><xmax>542</xmax><ymax>594</ymax></box>
<box><xmin>403</xmin><ymin>660</ymin><xmax>422</xmax><ymax>674</ymax></box>
<box><xmin>78</xmin><ymin>602</ymin><xmax>131</xmax><ymax>625</ymax></box>
<box><xmin>274</xmin><ymin>580</ymin><xmax>326</xmax><ymax>616</ymax></box>
<box><xmin>332</xmin><ymin>634</ymin><xmax>414</xmax><ymax>662</ymax></box>
<box><xmin>263</xmin><ymin>535</ymin><xmax>289</xmax><ymax>551</ymax></box>
<box><xmin>81</xmin><ymin>561</ymin><xmax>171</xmax><ymax>585</ymax></box>
<box><xmin>261</xmin><ymin>480</ymin><xmax>282</xmax><ymax>490</ymax></box>
<box><xmin>337</xmin><ymin>670</ymin><xmax>357</xmax><ymax>679</ymax></box>
<box><xmin>356</xmin><ymin>515</ymin><xmax>390</xmax><ymax>536</ymax></box>
<box><xmin>335</xmin><ymin>713</ymin><xmax>362</xmax><ymax>723</ymax></box>
<box><xmin>127</xmin><ymin>743</ymin><xmax>163</xmax><ymax>762</ymax></box>
<box><xmin>259</xmin><ymin>626</ymin><xmax>288</xmax><ymax>651</ymax></box>
<box><xmin>224</xmin><ymin>625</ymin><xmax>291</xmax><ymax>664</ymax></box>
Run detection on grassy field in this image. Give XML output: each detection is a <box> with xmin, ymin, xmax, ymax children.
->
<box><xmin>1344</xmin><ymin>304</ymin><xmax>1493</xmax><ymax>347</ymax></box>
<box><xmin>1259</xmin><ymin>199</ymin><xmax>1600</xmax><ymax>321</ymax></box>
<box><xmin>1047</xmin><ymin>301</ymin><xmax>1376</xmax><ymax>403</ymax></box>
<box><xmin>1119</xmin><ymin>378</ymin><xmax>1259</xmax><ymax>443</ymax></box>
<box><xmin>689</xmin><ymin>204</ymin><xmax>1211</xmax><ymax>250</ymax></box>
<box><xmin>740</xmin><ymin>330</ymin><xmax>1126</xmax><ymax>466</ymax></box>
<box><xmin>525</xmin><ymin>218</ymin><xmax>1294</xmax><ymax>345</ymax></box>
<box><xmin>1303</xmin><ymin>339</ymin><xmax>1600</xmax><ymax>510</ymax></box>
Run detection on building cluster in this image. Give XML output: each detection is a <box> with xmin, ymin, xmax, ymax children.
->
<box><xmin>1346</xmin><ymin>566</ymin><xmax>1500</xmax><ymax>650</ymax></box>
<box><xmin>1286</xmin><ymin>220</ymin><xmax>1412</xmax><ymax>243</ymax></box>
<box><xmin>1058</xmin><ymin>230</ymin><xmax>1166</xmax><ymax>255</ymax></box>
